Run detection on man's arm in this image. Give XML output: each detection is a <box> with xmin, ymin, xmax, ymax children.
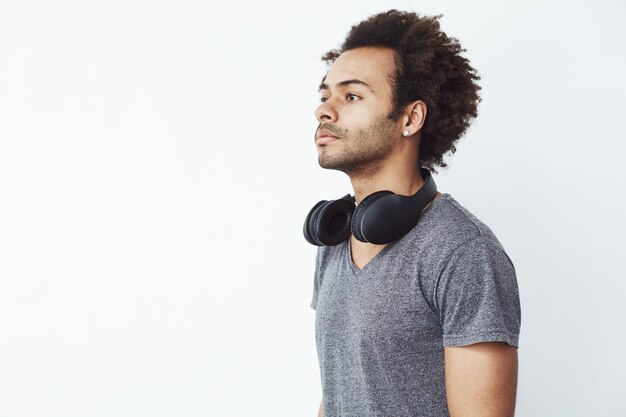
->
<box><xmin>317</xmin><ymin>400</ymin><xmax>323</xmax><ymax>417</ymax></box>
<box><xmin>444</xmin><ymin>342</ymin><xmax>518</xmax><ymax>417</ymax></box>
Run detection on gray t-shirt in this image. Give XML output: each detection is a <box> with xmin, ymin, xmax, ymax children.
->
<box><xmin>310</xmin><ymin>193</ymin><xmax>521</xmax><ymax>417</ymax></box>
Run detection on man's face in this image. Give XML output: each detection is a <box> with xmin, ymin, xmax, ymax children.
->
<box><xmin>314</xmin><ymin>47</ymin><xmax>402</xmax><ymax>175</ymax></box>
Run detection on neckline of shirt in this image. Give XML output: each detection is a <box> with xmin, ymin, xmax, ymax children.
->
<box><xmin>345</xmin><ymin>193</ymin><xmax>452</xmax><ymax>277</ymax></box>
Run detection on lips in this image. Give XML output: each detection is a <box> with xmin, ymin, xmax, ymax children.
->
<box><xmin>316</xmin><ymin>128</ymin><xmax>340</xmax><ymax>144</ymax></box>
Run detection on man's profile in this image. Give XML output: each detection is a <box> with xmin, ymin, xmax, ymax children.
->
<box><xmin>305</xmin><ymin>10</ymin><xmax>521</xmax><ymax>417</ymax></box>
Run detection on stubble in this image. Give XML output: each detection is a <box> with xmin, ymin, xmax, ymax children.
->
<box><xmin>317</xmin><ymin>115</ymin><xmax>397</xmax><ymax>177</ymax></box>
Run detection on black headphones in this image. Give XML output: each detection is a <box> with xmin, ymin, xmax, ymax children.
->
<box><xmin>303</xmin><ymin>168</ymin><xmax>437</xmax><ymax>246</ymax></box>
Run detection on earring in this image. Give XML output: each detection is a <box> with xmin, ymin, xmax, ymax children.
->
<box><xmin>402</xmin><ymin>129</ymin><xmax>410</xmax><ymax>137</ymax></box>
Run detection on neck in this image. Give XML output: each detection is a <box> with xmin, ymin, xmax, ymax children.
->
<box><xmin>349</xmin><ymin>158</ymin><xmax>425</xmax><ymax>205</ymax></box>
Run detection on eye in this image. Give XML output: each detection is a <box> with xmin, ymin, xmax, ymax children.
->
<box><xmin>346</xmin><ymin>93</ymin><xmax>361</xmax><ymax>102</ymax></box>
<box><xmin>320</xmin><ymin>96</ymin><xmax>329</xmax><ymax>103</ymax></box>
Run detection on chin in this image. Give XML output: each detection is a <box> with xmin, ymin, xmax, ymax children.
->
<box><xmin>318</xmin><ymin>156</ymin><xmax>338</xmax><ymax>170</ymax></box>
<box><xmin>318</xmin><ymin>157</ymin><xmax>349</xmax><ymax>173</ymax></box>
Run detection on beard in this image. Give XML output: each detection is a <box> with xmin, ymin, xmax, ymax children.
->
<box><xmin>317</xmin><ymin>113</ymin><xmax>398</xmax><ymax>176</ymax></box>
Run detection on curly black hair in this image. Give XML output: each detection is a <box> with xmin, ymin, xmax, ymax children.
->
<box><xmin>322</xmin><ymin>10</ymin><xmax>481</xmax><ymax>172</ymax></box>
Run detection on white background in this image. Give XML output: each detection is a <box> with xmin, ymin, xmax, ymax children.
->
<box><xmin>1</xmin><ymin>0</ymin><xmax>625</xmax><ymax>416</ymax></box>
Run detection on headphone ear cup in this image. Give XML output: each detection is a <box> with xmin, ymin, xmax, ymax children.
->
<box><xmin>351</xmin><ymin>191</ymin><xmax>395</xmax><ymax>243</ymax></box>
<box><xmin>303</xmin><ymin>200</ymin><xmax>328</xmax><ymax>246</ymax></box>
<box><xmin>303</xmin><ymin>198</ymin><xmax>355</xmax><ymax>246</ymax></box>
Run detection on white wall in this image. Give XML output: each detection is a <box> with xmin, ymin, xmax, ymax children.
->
<box><xmin>0</xmin><ymin>0</ymin><xmax>624</xmax><ymax>416</ymax></box>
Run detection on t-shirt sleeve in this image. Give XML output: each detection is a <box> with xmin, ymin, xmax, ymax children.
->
<box><xmin>435</xmin><ymin>236</ymin><xmax>521</xmax><ymax>347</ymax></box>
<box><xmin>310</xmin><ymin>248</ymin><xmax>323</xmax><ymax>310</ymax></box>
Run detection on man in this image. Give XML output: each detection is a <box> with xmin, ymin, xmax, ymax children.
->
<box><xmin>305</xmin><ymin>10</ymin><xmax>521</xmax><ymax>417</ymax></box>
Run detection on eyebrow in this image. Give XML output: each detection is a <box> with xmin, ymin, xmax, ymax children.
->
<box><xmin>318</xmin><ymin>78</ymin><xmax>374</xmax><ymax>93</ymax></box>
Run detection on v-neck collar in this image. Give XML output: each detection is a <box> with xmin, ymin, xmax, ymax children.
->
<box><xmin>345</xmin><ymin>238</ymin><xmax>397</xmax><ymax>277</ymax></box>
<box><xmin>342</xmin><ymin>192</ymin><xmax>450</xmax><ymax>278</ymax></box>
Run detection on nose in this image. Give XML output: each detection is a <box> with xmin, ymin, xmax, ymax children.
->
<box><xmin>315</xmin><ymin>100</ymin><xmax>338</xmax><ymax>123</ymax></box>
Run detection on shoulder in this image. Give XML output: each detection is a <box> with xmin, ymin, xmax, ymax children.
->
<box><xmin>315</xmin><ymin>241</ymin><xmax>342</xmax><ymax>263</ymax></box>
<box><xmin>404</xmin><ymin>193</ymin><xmax>515</xmax><ymax>279</ymax></box>
<box><xmin>314</xmin><ymin>240</ymin><xmax>345</xmax><ymax>275</ymax></box>
<box><xmin>421</xmin><ymin>194</ymin><xmax>505</xmax><ymax>249</ymax></box>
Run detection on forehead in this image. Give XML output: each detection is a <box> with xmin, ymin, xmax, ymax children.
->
<box><xmin>323</xmin><ymin>47</ymin><xmax>396</xmax><ymax>91</ymax></box>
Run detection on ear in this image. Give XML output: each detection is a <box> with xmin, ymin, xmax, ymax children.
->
<box><xmin>400</xmin><ymin>100</ymin><xmax>427</xmax><ymax>137</ymax></box>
